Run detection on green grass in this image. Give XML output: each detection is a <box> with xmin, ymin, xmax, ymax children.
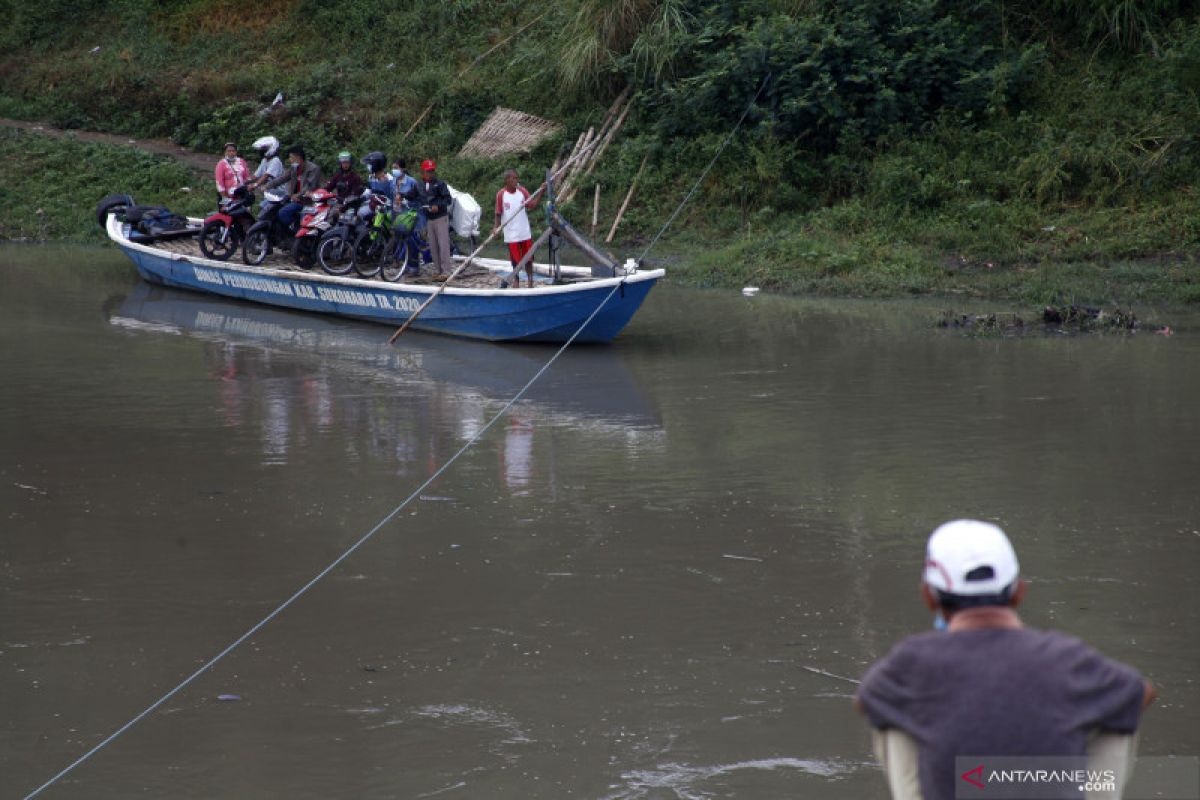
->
<box><xmin>0</xmin><ymin>128</ymin><xmax>211</xmax><ymax>242</ymax></box>
<box><xmin>3</xmin><ymin>125</ymin><xmax>1198</xmax><ymax>312</ymax></box>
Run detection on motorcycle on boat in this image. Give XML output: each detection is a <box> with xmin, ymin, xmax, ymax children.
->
<box><xmin>199</xmin><ymin>185</ymin><xmax>255</xmax><ymax>261</ymax></box>
<box><xmin>241</xmin><ymin>190</ymin><xmax>299</xmax><ymax>266</ymax></box>
<box><xmin>291</xmin><ymin>188</ymin><xmax>340</xmax><ymax>270</ymax></box>
<box><xmin>316</xmin><ymin>188</ymin><xmax>393</xmax><ymax>276</ymax></box>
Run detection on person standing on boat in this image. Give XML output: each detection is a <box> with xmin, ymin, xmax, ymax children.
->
<box><xmin>855</xmin><ymin>519</ymin><xmax>1156</xmax><ymax>800</ymax></box>
<box><xmin>363</xmin><ymin>152</ymin><xmax>395</xmax><ymax>208</ymax></box>
<box><xmin>246</xmin><ymin>135</ymin><xmax>285</xmax><ymax>196</ymax></box>
<box><xmin>494</xmin><ymin>169</ymin><xmax>541</xmax><ymax>288</ymax></box>
<box><xmin>214</xmin><ymin>142</ymin><xmax>251</xmax><ymax>200</ymax></box>
<box><xmin>411</xmin><ymin>159</ymin><xmax>453</xmax><ymax>276</ymax></box>
<box><xmin>324</xmin><ymin>151</ymin><xmax>364</xmax><ymax>201</ymax></box>
<box><xmin>391</xmin><ymin>158</ymin><xmax>418</xmax><ymax>205</ymax></box>
<box><xmin>263</xmin><ymin>145</ymin><xmax>323</xmax><ymax>231</ymax></box>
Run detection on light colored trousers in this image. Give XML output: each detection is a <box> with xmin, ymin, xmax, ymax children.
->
<box><xmin>427</xmin><ymin>215</ymin><xmax>452</xmax><ymax>274</ymax></box>
<box><xmin>871</xmin><ymin>729</ymin><xmax>1137</xmax><ymax>800</ymax></box>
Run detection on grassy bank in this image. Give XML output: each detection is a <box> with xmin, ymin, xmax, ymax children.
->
<box><xmin>2</xmin><ymin>1</ymin><xmax>1199</xmax><ymax>311</ymax></box>
<box><xmin>0</xmin><ymin>128</ymin><xmax>210</xmax><ymax>241</ymax></box>
<box><xmin>2</xmin><ymin>124</ymin><xmax>1198</xmax><ymax>312</ymax></box>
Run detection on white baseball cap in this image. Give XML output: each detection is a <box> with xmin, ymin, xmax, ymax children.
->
<box><xmin>923</xmin><ymin>519</ymin><xmax>1019</xmax><ymax>596</ymax></box>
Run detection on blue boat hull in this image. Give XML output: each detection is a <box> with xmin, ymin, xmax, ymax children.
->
<box><xmin>108</xmin><ymin>217</ymin><xmax>662</xmax><ymax>344</ymax></box>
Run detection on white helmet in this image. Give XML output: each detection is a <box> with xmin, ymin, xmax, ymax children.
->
<box><xmin>252</xmin><ymin>135</ymin><xmax>280</xmax><ymax>158</ymax></box>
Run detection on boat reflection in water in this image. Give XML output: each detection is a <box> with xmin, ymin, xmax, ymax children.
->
<box><xmin>109</xmin><ymin>283</ymin><xmax>663</xmax><ymax>476</ymax></box>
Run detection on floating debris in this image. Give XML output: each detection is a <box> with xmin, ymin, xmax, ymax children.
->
<box><xmin>936</xmin><ymin>305</ymin><xmax>1141</xmax><ymax>336</ymax></box>
<box><xmin>935</xmin><ymin>310</ymin><xmax>1025</xmax><ymax>335</ymax></box>
<box><xmin>217</xmin><ymin>693</ymin><xmax>241</xmax><ymax>702</ymax></box>
<box><xmin>1041</xmin><ymin>304</ymin><xmax>1137</xmax><ymax>330</ymax></box>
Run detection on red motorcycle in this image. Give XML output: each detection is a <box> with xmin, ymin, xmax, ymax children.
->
<box><xmin>291</xmin><ymin>188</ymin><xmax>339</xmax><ymax>270</ymax></box>
<box><xmin>199</xmin><ymin>185</ymin><xmax>255</xmax><ymax>261</ymax></box>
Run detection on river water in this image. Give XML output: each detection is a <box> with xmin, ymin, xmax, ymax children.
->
<box><xmin>2</xmin><ymin>246</ymin><xmax>1197</xmax><ymax>799</ymax></box>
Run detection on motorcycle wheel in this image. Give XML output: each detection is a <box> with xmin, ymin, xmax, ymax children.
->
<box><xmin>242</xmin><ymin>226</ymin><xmax>271</xmax><ymax>265</ymax></box>
<box><xmin>292</xmin><ymin>236</ymin><xmax>318</xmax><ymax>270</ymax></box>
<box><xmin>352</xmin><ymin>227</ymin><xmax>387</xmax><ymax>279</ymax></box>
<box><xmin>317</xmin><ymin>229</ymin><xmax>356</xmax><ymax>276</ymax></box>
<box><xmin>199</xmin><ymin>220</ymin><xmax>237</xmax><ymax>261</ymax></box>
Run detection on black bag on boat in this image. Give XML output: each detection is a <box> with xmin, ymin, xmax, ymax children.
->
<box><xmin>145</xmin><ymin>212</ymin><xmax>188</xmax><ymax>235</ymax></box>
<box><xmin>126</xmin><ymin>205</ymin><xmax>187</xmax><ymax>236</ymax></box>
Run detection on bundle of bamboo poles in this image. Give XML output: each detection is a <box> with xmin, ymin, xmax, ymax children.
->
<box><xmin>555</xmin><ymin>87</ymin><xmax>632</xmax><ymax>206</ymax></box>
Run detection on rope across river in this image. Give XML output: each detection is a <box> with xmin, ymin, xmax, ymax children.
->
<box><xmin>23</xmin><ymin>72</ymin><xmax>770</xmax><ymax>799</ymax></box>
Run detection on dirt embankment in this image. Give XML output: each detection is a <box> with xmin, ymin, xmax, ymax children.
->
<box><xmin>0</xmin><ymin>118</ymin><xmax>216</xmax><ymax>175</ymax></box>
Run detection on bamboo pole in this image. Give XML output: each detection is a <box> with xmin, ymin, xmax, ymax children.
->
<box><xmin>574</xmin><ymin>91</ymin><xmax>626</xmax><ymax>175</ymax></box>
<box><xmin>581</xmin><ymin>93</ymin><xmax>631</xmax><ymax>179</ymax></box>
<box><xmin>562</xmin><ymin>94</ymin><xmax>632</xmax><ymax>205</ymax></box>
<box><xmin>605</xmin><ymin>154</ymin><xmax>648</xmax><ymax>244</ymax></box>
<box><xmin>557</xmin><ymin>126</ymin><xmax>595</xmax><ymax>202</ymax></box>
<box><xmin>564</xmin><ymin>130</ymin><xmax>587</xmax><ymax>170</ymax></box>
<box><xmin>599</xmin><ymin>87</ymin><xmax>632</xmax><ymax>134</ymax></box>
<box><xmin>558</xmin><ymin>130</ymin><xmax>588</xmax><ymax>192</ymax></box>
<box><xmin>564</xmin><ymin>92</ymin><xmax>628</xmax><ymax>199</ymax></box>
<box><xmin>397</xmin><ymin>10</ymin><xmax>548</xmax><ymax>145</ymax></box>
<box><xmin>591</xmin><ymin>183</ymin><xmax>601</xmax><ymax>239</ymax></box>
<box><xmin>552</xmin><ymin>90</ymin><xmax>631</xmax><ymax>206</ymax></box>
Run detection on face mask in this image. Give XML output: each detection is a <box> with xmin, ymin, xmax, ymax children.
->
<box><xmin>933</xmin><ymin>611</ymin><xmax>948</xmax><ymax>631</ymax></box>
<box><xmin>226</xmin><ymin>156</ymin><xmax>236</xmax><ymax>163</ymax></box>
<box><xmin>391</xmin><ymin>169</ymin><xmax>402</xmax><ymax>178</ymax></box>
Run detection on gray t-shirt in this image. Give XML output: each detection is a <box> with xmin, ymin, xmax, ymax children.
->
<box><xmin>857</xmin><ymin>627</ymin><xmax>1145</xmax><ymax>800</ymax></box>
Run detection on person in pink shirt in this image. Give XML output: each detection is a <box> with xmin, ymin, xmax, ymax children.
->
<box><xmin>214</xmin><ymin>142</ymin><xmax>251</xmax><ymax>200</ymax></box>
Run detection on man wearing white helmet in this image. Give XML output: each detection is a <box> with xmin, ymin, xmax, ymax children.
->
<box><xmin>247</xmin><ymin>136</ymin><xmax>284</xmax><ymax>192</ymax></box>
<box><xmin>856</xmin><ymin>520</ymin><xmax>1155</xmax><ymax>800</ymax></box>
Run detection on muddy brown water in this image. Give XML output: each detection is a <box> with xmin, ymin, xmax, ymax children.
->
<box><xmin>2</xmin><ymin>245</ymin><xmax>1198</xmax><ymax>799</ymax></box>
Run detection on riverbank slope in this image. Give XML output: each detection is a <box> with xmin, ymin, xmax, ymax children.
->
<box><xmin>2</xmin><ymin>1</ymin><xmax>1198</xmax><ymax>311</ymax></box>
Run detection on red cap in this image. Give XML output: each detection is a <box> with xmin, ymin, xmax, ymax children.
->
<box><xmin>421</xmin><ymin>159</ymin><xmax>437</xmax><ymax>172</ymax></box>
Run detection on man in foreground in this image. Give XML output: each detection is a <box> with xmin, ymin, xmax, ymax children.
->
<box><xmin>856</xmin><ymin>519</ymin><xmax>1155</xmax><ymax>800</ymax></box>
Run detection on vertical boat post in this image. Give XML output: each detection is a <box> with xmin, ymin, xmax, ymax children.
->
<box><xmin>543</xmin><ymin>169</ymin><xmax>563</xmax><ymax>284</ymax></box>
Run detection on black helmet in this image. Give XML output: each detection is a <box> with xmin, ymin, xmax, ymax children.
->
<box><xmin>362</xmin><ymin>151</ymin><xmax>387</xmax><ymax>174</ymax></box>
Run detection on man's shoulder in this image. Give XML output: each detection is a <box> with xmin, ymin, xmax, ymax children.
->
<box><xmin>880</xmin><ymin>627</ymin><xmax>1075</xmax><ymax>662</ymax></box>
